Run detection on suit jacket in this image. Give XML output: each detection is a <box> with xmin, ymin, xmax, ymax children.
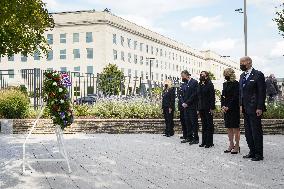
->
<box><xmin>178</xmin><ymin>79</ymin><xmax>198</xmax><ymax>110</ymax></box>
<box><xmin>197</xmin><ymin>80</ymin><xmax>215</xmax><ymax>111</ymax></box>
<box><xmin>239</xmin><ymin>68</ymin><xmax>266</xmax><ymax>114</ymax></box>
<box><xmin>162</xmin><ymin>87</ymin><xmax>176</xmax><ymax>110</ymax></box>
<box><xmin>221</xmin><ymin>80</ymin><xmax>240</xmax><ymax>112</ymax></box>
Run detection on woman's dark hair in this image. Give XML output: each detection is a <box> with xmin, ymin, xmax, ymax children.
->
<box><xmin>181</xmin><ymin>70</ymin><xmax>191</xmax><ymax>76</ymax></box>
<box><xmin>201</xmin><ymin>71</ymin><xmax>210</xmax><ymax>79</ymax></box>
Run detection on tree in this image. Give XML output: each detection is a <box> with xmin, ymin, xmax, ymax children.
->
<box><xmin>274</xmin><ymin>3</ymin><xmax>284</xmax><ymax>37</ymax></box>
<box><xmin>208</xmin><ymin>71</ymin><xmax>216</xmax><ymax>80</ymax></box>
<box><xmin>0</xmin><ymin>0</ymin><xmax>54</xmax><ymax>57</ymax></box>
<box><xmin>98</xmin><ymin>64</ymin><xmax>124</xmax><ymax>96</ymax></box>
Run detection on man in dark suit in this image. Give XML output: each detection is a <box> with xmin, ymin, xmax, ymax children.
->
<box><xmin>179</xmin><ymin>70</ymin><xmax>199</xmax><ymax>145</ymax></box>
<box><xmin>239</xmin><ymin>56</ymin><xmax>266</xmax><ymax>161</ymax></box>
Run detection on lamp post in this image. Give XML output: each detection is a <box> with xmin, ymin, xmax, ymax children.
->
<box><xmin>146</xmin><ymin>57</ymin><xmax>155</xmax><ymax>80</ymax></box>
<box><xmin>235</xmin><ymin>0</ymin><xmax>248</xmax><ymax>56</ymax></box>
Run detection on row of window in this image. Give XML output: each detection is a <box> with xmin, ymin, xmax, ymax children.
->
<box><xmin>112</xmin><ymin>34</ymin><xmax>203</xmax><ymax>66</ymax></box>
<box><xmin>47</xmin><ymin>32</ymin><xmax>93</xmax><ymax>44</ymax></box>
<box><xmin>113</xmin><ymin>49</ymin><xmax>201</xmax><ymax>73</ymax></box>
<box><xmin>1</xmin><ymin>48</ymin><xmax>94</xmax><ymax>62</ymax></box>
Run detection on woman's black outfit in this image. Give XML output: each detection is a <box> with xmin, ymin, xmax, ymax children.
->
<box><xmin>197</xmin><ymin>80</ymin><xmax>215</xmax><ymax>147</ymax></box>
<box><xmin>221</xmin><ymin>80</ymin><xmax>240</xmax><ymax>128</ymax></box>
<box><xmin>162</xmin><ymin>87</ymin><xmax>176</xmax><ymax>136</ymax></box>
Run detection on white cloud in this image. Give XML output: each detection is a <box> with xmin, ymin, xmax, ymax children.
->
<box><xmin>181</xmin><ymin>15</ymin><xmax>225</xmax><ymax>32</ymax></box>
<box><xmin>270</xmin><ymin>41</ymin><xmax>284</xmax><ymax>57</ymax></box>
<box><xmin>202</xmin><ymin>38</ymin><xmax>240</xmax><ymax>52</ymax></box>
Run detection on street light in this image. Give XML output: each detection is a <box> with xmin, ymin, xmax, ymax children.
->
<box><xmin>235</xmin><ymin>0</ymin><xmax>248</xmax><ymax>56</ymax></box>
<box><xmin>146</xmin><ymin>57</ymin><xmax>155</xmax><ymax>80</ymax></box>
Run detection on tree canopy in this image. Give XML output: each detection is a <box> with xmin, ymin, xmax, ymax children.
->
<box><xmin>274</xmin><ymin>3</ymin><xmax>284</xmax><ymax>37</ymax></box>
<box><xmin>0</xmin><ymin>0</ymin><xmax>54</xmax><ymax>57</ymax></box>
<box><xmin>98</xmin><ymin>64</ymin><xmax>125</xmax><ymax>96</ymax></box>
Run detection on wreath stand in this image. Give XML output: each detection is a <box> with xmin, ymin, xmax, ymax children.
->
<box><xmin>22</xmin><ymin>103</ymin><xmax>72</xmax><ymax>174</ymax></box>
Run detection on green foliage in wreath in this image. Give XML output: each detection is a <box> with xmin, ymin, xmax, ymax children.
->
<box><xmin>43</xmin><ymin>71</ymin><xmax>73</xmax><ymax>130</ymax></box>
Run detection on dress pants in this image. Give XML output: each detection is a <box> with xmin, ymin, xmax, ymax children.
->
<box><xmin>199</xmin><ymin>110</ymin><xmax>214</xmax><ymax>146</ymax></box>
<box><xmin>163</xmin><ymin>108</ymin><xmax>174</xmax><ymax>135</ymax></box>
<box><xmin>243</xmin><ymin>112</ymin><xmax>263</xmax><ymax>157</ymax></box>
<box><xmin>184</xmin><ymin>108</ymin><xmax>199</xmax><ymax>141</ymax></box>
<box><xmin>180</xmin><ymin>110</ymin><xmax>187</xmax><ymax>138</ymax></box>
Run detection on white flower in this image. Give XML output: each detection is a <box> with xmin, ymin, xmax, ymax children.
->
<box><xmin>60</xmin><ymin>99</ymin><xmax>65</xmax><ymax>104</ymax></box>
<box><xmin>52</xmin><ymin>82</ymin><xmax>57</xmax><ymax>86</ymax></box>
<box><xmin>58</xmin><ymin>88</ymin><xmax>63</xmax><ymax>92</ymax></box>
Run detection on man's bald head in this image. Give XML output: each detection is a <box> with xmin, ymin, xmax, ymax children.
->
<box><xmin>240</xmin><ymin>56</ymin><xmax>252</xmax><ymax>71</ymax></box>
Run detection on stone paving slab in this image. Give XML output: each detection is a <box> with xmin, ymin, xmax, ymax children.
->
<box><xmin>0</xmin><ymin>134</ymin><xmax>284</xmax><ymax>189</ymax></box>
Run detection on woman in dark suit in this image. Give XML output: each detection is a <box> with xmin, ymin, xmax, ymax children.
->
<box><xmin>197</xmin><ymin>71</ymin><xmax>215</xmax><ymax>148</ymax></box>
<box><xmin>221</xmin><ymin>68</ymin><xmax>240</xmax><ymax>154</ymax></box>
<box><xmin>162</xmin><ymin>80</ymin><xmax>176</xmax><ymax>137</ymax></box>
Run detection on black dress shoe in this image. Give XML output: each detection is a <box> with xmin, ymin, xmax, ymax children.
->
<box><xmin>180</xmin><ymin>136</ymin><xmax>185</xmax><ymax>139</ymax></box>
<box><xmin>189</xmin><ymin>140</ymin><xmax>199</xmax><ymax>145</ymax></box>
<box><xmin>243</xmin><ymin>154</ymin><xmax>255</xmax><ymax>159</ymax></box>
<box><xmin>166</xmin><ymin>135</ymin><xmax>170</xmax><ymax>137</ymax></box>
<box><xmin>163</xmin><ymin>134</ymin><xmax>168</xmax><ymax>136</ymax></box>
<box><xmin>205</xmin><ymin>144</ymin><xmax>214</xmax><ymax>148</ymax></box>
<box><xmin>251</xmin><ymin>156</ymin><xmax>263</xmax><ymax>161</ymax></box>
<box><xmin>199</xmin><ymin>144</ymin><xmax>205</xmax><ymax>147</ymax></box>
<box><xmin>181</xmin><ymin>139</ymin><xmax>190</xmax><ymax>143</ymax></box>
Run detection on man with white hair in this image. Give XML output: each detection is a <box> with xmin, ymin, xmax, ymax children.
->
<box><xmin>239</xmin><ymin>56</ymin><xmax>266</xmax><ymax>161</ymax></box>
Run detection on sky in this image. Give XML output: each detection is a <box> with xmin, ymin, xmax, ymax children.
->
<box><xmin>43</xmin><ymin>0</ymin><xmax>284</xmax><ymax>77</ymax></box>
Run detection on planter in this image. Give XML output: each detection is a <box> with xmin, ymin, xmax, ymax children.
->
<box><xmin>11</xmin><ymin>119</ymin><xmax>284</xmax><ymax>135</ymax></box>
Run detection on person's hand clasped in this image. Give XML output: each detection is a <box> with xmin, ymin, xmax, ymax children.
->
<box><xmin>182</xmin><ymin>103</ymin><xmax>188</xmax><ymax>108</ymax></box>
<box><xmin>256</xmin><ymin>109</ymin><xmax>263</xmax><ymax>117</ymax></box>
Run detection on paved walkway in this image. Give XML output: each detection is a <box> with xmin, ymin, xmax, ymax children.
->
<box><xmin>0</xmin><ymin>134</ymin><xmax>283</xmax><ymax>189</ymax></box>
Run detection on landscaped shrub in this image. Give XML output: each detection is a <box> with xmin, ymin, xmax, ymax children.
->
<box><xmin>0</xmin><ymin>89</ymin><xmax>30</xmax><ymax>119</ymax></box>
<box><xmin>74</xmin><ymin>104</ymin><xmax>90</xmax><ymax>117</ymax></box>
<box><xmin>264</xmin><ymin>103</ymin><xmax>284</xmax><ymax>119</ymax></box>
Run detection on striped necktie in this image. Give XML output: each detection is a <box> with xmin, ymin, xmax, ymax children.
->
<box><xmin>242</xmin><ymin>73</ymin><xmax>248</xmax><ymax>87</ymax></box>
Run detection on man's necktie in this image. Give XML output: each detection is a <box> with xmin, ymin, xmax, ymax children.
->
<box><xmin>242</xmin><ymin>73</ymin><xmax>248</xmax><ymax>87</ymax></box>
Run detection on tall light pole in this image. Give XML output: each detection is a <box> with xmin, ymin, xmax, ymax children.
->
<box><xmin>146</xmin><ymin>57</ymin><xmax>155</xmax><ymax>80</ymax></box>
<box><xmin>235</xmin><ymin>0</ymin><xmax>248</xmax><ymax>56</ymax></box>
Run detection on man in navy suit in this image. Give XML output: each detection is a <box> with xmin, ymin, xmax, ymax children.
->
<box><xmin>239</xmin><ymin>56</ymin><xmax>266</xmax><ymax>161</ymax></box>
<box><xmin>179</xmin><ymin>70</ymin><xmax>199</xmax><ymax>145</ymax></box>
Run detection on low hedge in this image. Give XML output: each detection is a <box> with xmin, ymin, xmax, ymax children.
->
<box><xmin>0</xmin><ymin>88</ymin><xmax>30</xmax><ymax>119</ymax></box>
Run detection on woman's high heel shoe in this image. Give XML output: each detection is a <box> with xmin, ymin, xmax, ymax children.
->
<box><xmin>224</xmin><ymin>146</ymin><xmax>234</xmax><ymax>153</ymax></box>
<box><xmin>231</xmin><ymin>147</ymin><xmax>240</xmax><ymax>154</ymax></box>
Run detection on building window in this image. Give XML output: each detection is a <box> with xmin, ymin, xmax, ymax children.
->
<box><xmin>140</xmin><ymin>43</ymin><xmax>143</xmax><ymax>51</ymax></box>
<box><xmin>140</xmin><ymin>56</ymin><xmax>143</xmax><ymax>65</ymax></box>
<box><xmin>135</xmin><ymin>70</ymin><xmax>138</xmax><ymax>77</ymax></box>
<box><xmin>134</xmin><ymin>54</ymin><xmax>138</xmax><ymax>64</ymax></box>
<box><xmin>121</xmin><ymin>51</ymin><xmax>125</xmax><ymax>61</ymax></box>
<box><xmin>151</xmin><ymin>46</ymin><xmax>154</xmax><ymax>54</ymax></box>
<box><xmin>160</xmin><ymin>49</ymin><xmax>163</xmax><ymax>57</ymax></box>
<box><xmin>74</xmin><ymin>66</ymin><xmax>80</xmax><ymax>72</ymax></box>
<box><xmin>134</xmin><ymin>41</ymin><xmax>137</xmax><ymax>50</ymax></box>
<box><xmin>47</xmin><ymin>50</ymin><xmax>53</xmax><ymax>61</ymax></box>
<box><xmin>8</xmin><ymin>69</ymin><xmax>14</xmax><ymax>78</ymax></box>
<box><xmin>8</xmin><ymin>55</ymin><xmax>14</xmax><ymax>61</ymax></box>
<box><xmin>21</xmin><ymin>53</ymin><xmax>27</xmax><ymax>62</ymax></box>
<box><xmin>156</xmin><ymin>48</ymin><xmax>159</xmax><ymax>56</ymax></box>
<box><xmin>127</xmin><ymin>38</ymin><xmax>131</xmax><ymax>48</ymax></box>
<box><xmin>156</xmin><ymin>73</ymin><xmax>159</xmax><ymax>81</ymax></box>
<box><xmin>87</xmin><ymin>66</ymin><xmax>93</xmax><ymax>73</ymax></box>
<box><xmin>86</xmin><ymin>48</ymin><xmax>93</xmax><ymax>59</ymax></box>
<box><xmin>128</xmin><ymin>69</ymin><xmax>131</xmax><ymax>77</ymax></box>
<box><xmin>47</xmin><ymin>34</ymin><xmax>53</xmax><ymax>44</ymax></box>
<box><xmin>86</xmin><ymin>32</ymin><xmax>93</xmax><ymax>43</ymax></box>
<box><xmin>113</xmin><ymin>34</ymin><xmax>117</xmax><ymax>44</ymax></box>
<box><xmin>73</xmin><ymin>49</ymin><xmax>80</xmax><ymax>59</ymax></box>
<box><xmin>128</xmin><ymin>53</ymin><xmax>131</xmax><ymax>63</ymax></box>
<box><xmin>34</xmin><ymin>50</ymin><xmax>40</xmax><ymax>60</ymax></box>
<box><xmin>60</xmin><ymin>33</ymin><xmax>66</xmax><ymax>43</ymax></box>
<box><xmin>146</xmin><ymin>45</ymin><xmax>149</xmax><ymax>53</ymax></box>
<box><xmin>113</xmin><ymin>49</ymin><xmax>118</xmax><ymax>60</ymax></box>
<box><xmin>60</xmin><ymin>49</ymin><xmax>66</xmax><ymax>59</ymax></box>
<box><xmin>141</xmin><ymin>71</ymin><xmax>144</xmax><ymax>80</ymax></box>
<box><xmin>121</xmin><ymin>36</ymin><xmax>124</xmax><ymax>46</ymax></box>
<box><xmin>73</xmin><ymin>33</ymin><xmax>79</xmax><ymax>43</ymax></box>
<box><xmin>156</xmin><ymin>60</ymin><xmax>159</xmax><ymax>68</ymax></box>
<box><xmin>60</xmin><ymin>67</ymin><xmax>67</xmax><ymax>72</ymax></box>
